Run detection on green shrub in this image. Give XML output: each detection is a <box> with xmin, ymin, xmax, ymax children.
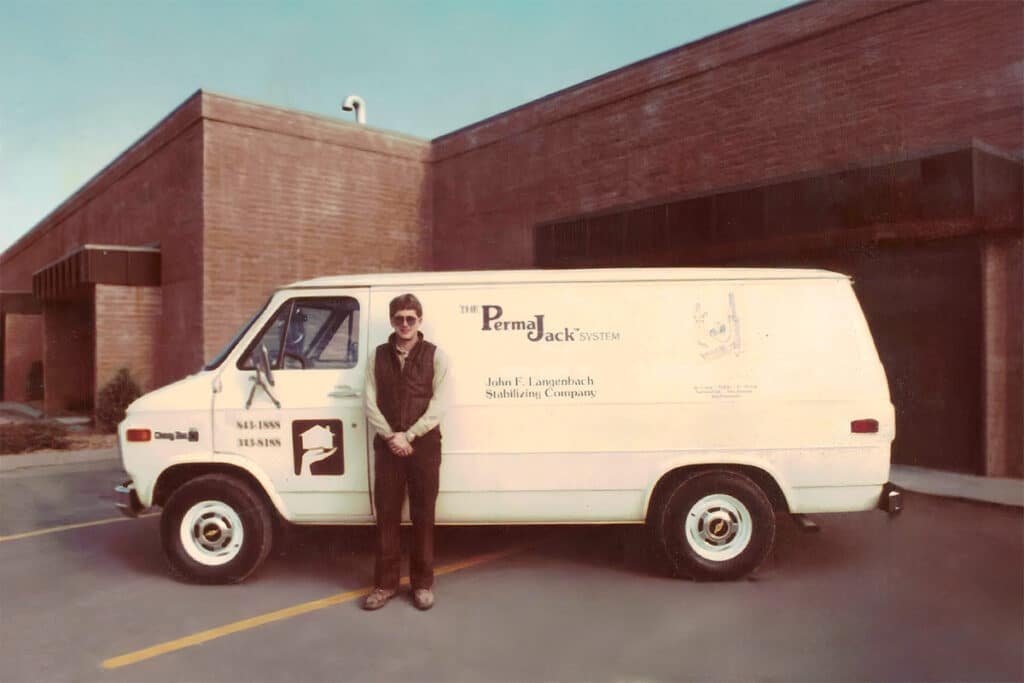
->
<box><xmin>0</xmin><ymin>422</ymin><xmax>71</xmax><ymax>454</ymax></box>
<box><xmin>95</xmin><ymin>368</ymin><xmax>142</xmax><ymax>433</ymax></box>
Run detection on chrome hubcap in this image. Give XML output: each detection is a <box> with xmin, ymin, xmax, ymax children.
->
<box><xmin>685</xmin><ymin>494</ymin><xmax>752</xmax><ymax>561</ymax></box>
<box><xmin>180</xmin><ymin>500</ymin><xmax>244</xmax><ymax>566</ymax></box>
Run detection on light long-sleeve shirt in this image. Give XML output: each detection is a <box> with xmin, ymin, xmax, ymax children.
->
<box><xmin>364</xmin><ymin>342</ymin><xmax>450</xmax><ymax>441</ymax></box>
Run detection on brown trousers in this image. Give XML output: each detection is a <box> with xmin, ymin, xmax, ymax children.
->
<box><xmin>372</xmin><ymin>432</ymin><xmax>441</xmax><ymax>590</ymax></box>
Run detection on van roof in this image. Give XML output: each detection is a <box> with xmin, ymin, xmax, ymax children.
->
<box><xmin>284</xmin><ymin>267</ymin><xmax>848</xmax><ymax>290</ymax></box>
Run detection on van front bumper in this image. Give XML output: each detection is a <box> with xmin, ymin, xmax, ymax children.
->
<box><xmin>878</xmin><ymin>482</ymin><xmax>903</xmax><ymax>514</ymax></box>
<box><xmin>115</xmin><ymin>480</ymin><xmax>147</xmax><ymax>518</ymax></box>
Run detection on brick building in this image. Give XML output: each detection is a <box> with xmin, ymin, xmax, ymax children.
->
<box><xmin>1</xmin><ymin>0</ymin><xmax>1020</xmax><ymax>476</ymax></box>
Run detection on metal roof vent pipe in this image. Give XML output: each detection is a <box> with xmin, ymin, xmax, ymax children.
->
<box><xmin>342</xmin><ymin>95</ymin><xmax>366</xmax><ymax>125</ymax></box>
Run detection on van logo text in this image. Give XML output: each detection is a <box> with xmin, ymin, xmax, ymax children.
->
<box><xmin>480</xmin><ymin>305</ymin><xmax>574</xmax><ymax>343</ymax></box>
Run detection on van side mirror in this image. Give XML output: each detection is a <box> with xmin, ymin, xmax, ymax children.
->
<box><xmin>246</xmin><ymin>345</ymin><xmax>281</xmax><ymax>409</ymax></box>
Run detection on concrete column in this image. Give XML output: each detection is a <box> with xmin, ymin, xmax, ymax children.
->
<box><xmin>981</xmin><ymin>236</ymin><xmax>1023</xmax><ymax>477</ymax></box>
<box><xmin>2</xmin><ymin>313</ymin><xmax>43</xmax><ymax>402</ymax></box>
<box><xmin>43</xmin><ymin>297</ymin><xmax>94</xmax><ymax>415</ymax></box>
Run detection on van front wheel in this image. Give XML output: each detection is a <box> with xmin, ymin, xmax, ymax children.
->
<box><xmin>161</xmin><ymin>474</ymin><xmax>273</xmax><ymax>584</ymax></box>
<box><xmin>657</xmin><ymin>471</ymin><xmax>775</xmax><ymax>581</ymax></box>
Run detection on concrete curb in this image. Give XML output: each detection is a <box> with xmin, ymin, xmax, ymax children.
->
<box><xmin>890</xmin><ymin>465</ymin><xmax>1023</xmax><ymax>508</ymax></box>
<box><xmin>0</xmin><ymin>448</ymin><xmax>119</xmax><ymax>472</ymax></box>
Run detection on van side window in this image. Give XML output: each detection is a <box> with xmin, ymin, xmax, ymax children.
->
<box><xmin>240</xmin><ymin>297</ymin><xmax>360</xmax><ymax>370</ymax></box>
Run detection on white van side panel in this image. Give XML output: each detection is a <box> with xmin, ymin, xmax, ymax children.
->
<box><xmin>363</xmin><ymin>277</ymin><xmax>893</xmax><ymax>522</ymax></box>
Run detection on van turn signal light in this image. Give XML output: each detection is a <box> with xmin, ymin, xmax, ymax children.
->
<box><xmin>126</xmin><ymin>429</ymin><xmax>152</xmax><ymax>442</ymax></box>
<box><xmin>850</xmin><ymin>419</ymin><xmax>879</xmax><ymax>434</ymax></box>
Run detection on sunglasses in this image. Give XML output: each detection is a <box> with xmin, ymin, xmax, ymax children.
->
<box><xmin>392</xmin><ymin>315</ymin><xmax>419</xmax><ymax>326</ymax></box>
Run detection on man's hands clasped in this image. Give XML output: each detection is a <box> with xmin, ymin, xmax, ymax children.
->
<box><xmin>387</xmin><ymin>433</ymin><xmax>414</xmax><ymax>456</ymax></box>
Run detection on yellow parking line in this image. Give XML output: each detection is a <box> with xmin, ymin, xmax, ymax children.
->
<box><xmin>102</xmin><ymin>544</ymin><xmax>528</xmax><ymax>670</ymax></box>
<box><xmin>0</xmin><ymin>513</ymin><xmax>158</xmax><ymax>543</ymax></box>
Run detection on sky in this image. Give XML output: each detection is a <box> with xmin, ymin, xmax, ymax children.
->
<box><xmin>0</xmin><ymin>0</ymin><xmax>800</xmax><ymax>254</ymax></box>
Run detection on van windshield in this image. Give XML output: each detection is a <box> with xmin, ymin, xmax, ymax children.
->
<box><xmin>202</xmin><ymin>298</ymin><xmax>271</xmax><ymax>371</ymax></box>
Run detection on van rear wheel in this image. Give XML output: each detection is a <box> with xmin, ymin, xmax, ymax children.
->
<box><xmin>161</xmin><ymin>474</ymin><xmax>273</xmax><ymax>584</ymax></box>
<box><xmin>656</xmin><ymin>470</ymin><xmax>775</xmax><ymax>581</ymax></box>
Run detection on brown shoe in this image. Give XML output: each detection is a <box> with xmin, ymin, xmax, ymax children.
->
<box><xmin>362</xmin><ymin>587</ymin><xmax>397</xmax><ymax>611</ymax></box>
<box><xmin>412</xmin><ymin>588</ymin><xmax>435</xmax><ymax>611</ymax></box>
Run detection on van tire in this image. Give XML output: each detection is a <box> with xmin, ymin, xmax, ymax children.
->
<box><xmin>160</xmin><ymin>474</ymin><xmax>274</xmax><ymax>584</ymax></box>
<box><xmin>657</xmin><ymin>470</ymin><xmax>775</xmax><ymax>581</ymax></box>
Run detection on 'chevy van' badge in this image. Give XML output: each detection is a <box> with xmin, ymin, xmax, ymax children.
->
<box><xmin>291</xmin><ymin>420</ymin><xmax>344</xmax><ymax>476</ymax></box>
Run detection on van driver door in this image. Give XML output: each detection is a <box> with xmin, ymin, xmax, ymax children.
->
<box><xmin>212</xmin><ymin>289</ymin><xmax>372</xmax><ymax>523</ymax></box>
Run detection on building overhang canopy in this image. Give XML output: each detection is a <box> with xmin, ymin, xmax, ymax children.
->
<box><xmin>32</xmin><ymin>244</ymin><xmax>161</xmax><ymax>301</ymax></box>
<box><xmin>535</xmin><ymin>143</ymin><xmax>1023</xmax><ymax>268</ymax></box>
<box><xmin>0</xmin><ymin>291</ymin><xmax>41</xmax><ymax>316</ymax></box>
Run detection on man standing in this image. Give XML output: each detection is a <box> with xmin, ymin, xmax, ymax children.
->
<box><xmin>363</xmin><ymin>293</ymin><xmax>448</xmax><ymax>611</ymax></box>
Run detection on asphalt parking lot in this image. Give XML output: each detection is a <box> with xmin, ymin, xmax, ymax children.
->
<box><xmin>1</xmin><ymin>458</ymin><xmax>1022</xmax><ymax>683</ymax></box>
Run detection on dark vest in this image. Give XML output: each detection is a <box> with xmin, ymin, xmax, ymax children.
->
<box><xmin>374</xmin><ymin>334</ymin><xmax>438</xmax><ymax>435</ymax></box>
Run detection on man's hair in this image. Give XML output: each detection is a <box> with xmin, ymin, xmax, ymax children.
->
<box><xmin>389</xmin><ymin>293</ymin><xmax>423</xmax><ymax>318</ymax></box>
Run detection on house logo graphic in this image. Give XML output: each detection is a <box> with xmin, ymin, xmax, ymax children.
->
<box><xmin>291</xmin><ymin>419</ymin><xmax>344</xmax><ymax>476</ymax></box>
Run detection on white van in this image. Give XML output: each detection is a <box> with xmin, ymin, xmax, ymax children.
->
<box><xmin>116</xmin><ymin>268</ymin><xmax>901</xmax><ymax>584</ymax></box>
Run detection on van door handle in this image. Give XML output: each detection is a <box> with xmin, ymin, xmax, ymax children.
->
<box><xmin>329</xmin><ymin>385</ymin><xmax>361</xmax><ymax>399</ymax></box>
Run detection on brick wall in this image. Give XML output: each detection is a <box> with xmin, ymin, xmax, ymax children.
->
<box><xmin>201</xmin><ymin>94</ymin><xmax>432</xmax><ymax>361</ymax></box>
<box><xmin>432</xmin><ymin>0</ymin><xmax>1024</xmax><ymax>269</ymax></box>
<box><xmin>0</xmin><ymin>94</ymin><xmax>205</xmax><ymax>389</ymax></box>
<box><xmin>3</xmin><ymin>314</ymin><xmax>42</xmax><ymax>403</ymax></box>
<box><xmin>43</xmin><ymin>298</ymin><xmax>93</xmax><ymax>414</ymax></box>
<box><xmin>0</xmin><ymin>91</ymin><xmax>432</xmax><ymax>395</ymax></box>
<box><xmin>0</xmin><ymin>98</ymin><xmax>204</xmax><ymax>290</ymax></box>
<box><xmin>94</xmin><ymin>285</ymin><xmax>162</xmax><ymax>401</ymax></box>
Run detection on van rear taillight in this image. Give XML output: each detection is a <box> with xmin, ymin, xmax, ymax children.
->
<box><xmin>126</xmin><ymin>429</ymin><xmax>151</xmax><ymax>442</ymax></box>
<box><xmin>851</xmin><ymin>419</ymin><xmax>879</xmax><ymax>434</ymax></box>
